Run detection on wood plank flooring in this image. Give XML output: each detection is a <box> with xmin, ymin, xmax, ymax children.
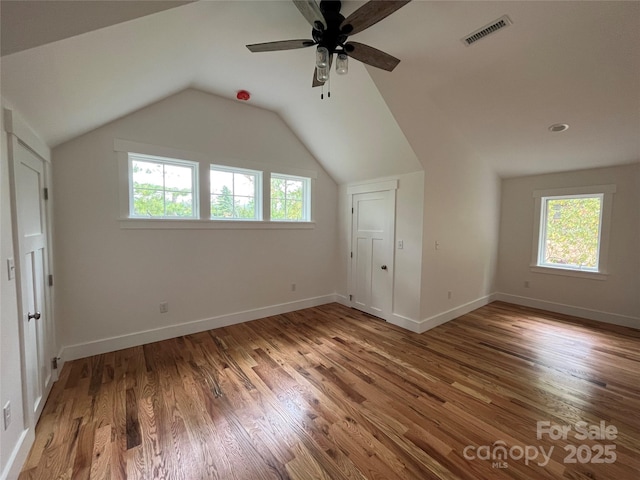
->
<box><xmin>19</xmin><ymin>302</ymin><xmax>640</xmax><ymax>479</ymax></box>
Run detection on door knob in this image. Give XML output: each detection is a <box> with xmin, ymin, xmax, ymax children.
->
<box><xmin>28</xmin><ymin>311</ymin><xmax>41</xmax><ymax>321</ymax></box>
<box><xmin>381</xmin><ymin>265</ymin><xmax>388</xmax><ymax>270</ymax></box>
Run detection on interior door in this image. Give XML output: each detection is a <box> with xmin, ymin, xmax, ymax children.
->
<box><xmin>12</xmin><ymin>139</ymin><xmax>54</xmax><ymax>424</ymax></box>
<box><xmin>350</xmin><ymin>190</ymin><xmax>394</xmax><ymax>319</ymax></box>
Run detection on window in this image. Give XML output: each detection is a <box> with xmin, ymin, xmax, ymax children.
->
<box><xmin>532</xmin><ymin>185</ymin><xmax>615</xmax><ymax>278</ymax></box>
<box><xmin>538</xmin><ymin>195</ymin><xmax>602</xmax><ymax>270</ymax></box>
<box><xmin>210</xmin><ymin>165</ymin><xmax>261</xmax><ymax>220</ymax></box>
<box><xmin>129</xmin><ymin>153</ymin><xmax>198</xmax><ymax>218</ymax></box>
<box><xmin>271</xmin><ymin>174</ymin><xmax>310</xmax><ymax>221</ymax></box>
<box><xmin>116</xmin><ymin>139</ymin><xmax>315</xmax><ymax>228</ymax></box>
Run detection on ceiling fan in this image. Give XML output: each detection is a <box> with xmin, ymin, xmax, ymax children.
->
<box><xmin>246</xmin><ymin>0</ymin><xmax>411</xmax><ymax>88</ymax></box>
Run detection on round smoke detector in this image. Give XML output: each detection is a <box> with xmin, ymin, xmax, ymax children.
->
<box><xmin>548</xmin><ymin>123</ymin><xmax>569</xmax><ymax>133</ymax></box>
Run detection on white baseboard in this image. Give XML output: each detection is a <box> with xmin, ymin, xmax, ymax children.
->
<box><xmin>494</xmin><ymin>293</ymin><xmax>640</xmax><ymax>329</ymax></box>
<box><xmin>334</xmin><ymin>295</ymin><xmax>424</xmax><ymax>333</ymax></box>
<box><xmin>55</xmin><ymin>346</ymin><xmax>65</xmax><ymax>381</ymax></box>
<box><xmin>61</xmin><ymin>294</ymin><xmax>338</xmax><ymax>361</ymax></box>
<box><xmin>417</xmin><ymin>294</ymin><xmax>498</xmax><ymax>334</ymax></box>
<box><xmin>389</xmin><ymin>313</ymin><xmax>423</xmax><ymax>333</ymax></box>
<box><xmin>334</xmin><ymin>293</ymin><xmax>350</xmax><ymax>307</ymax></box>
<box><xmin>60</xmin><ymin>291</ymin><xmax>637</xmax><ymax>363</ymax></box>
<box><xmin>335</xmin><ymin>294</ymin><xmax>496</xmax><ymax>334</ymax></box>
<box><xmin>1</xmin><ymin>428</ymin><xmax>33</xmax><ymax>480</ymax></box>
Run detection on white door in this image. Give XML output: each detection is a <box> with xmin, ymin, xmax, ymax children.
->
<box><xmin>350</xmin><ymin>190</ymin><xmax>394</xmax><ymax>319</ymax></box>
<box><xmin>11</xmin><ymin>139</ymin><xmax>54</xmax><ymax>424</ymax></box>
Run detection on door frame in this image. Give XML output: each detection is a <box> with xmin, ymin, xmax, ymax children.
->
<box><xmin>4</xmin><ymin>108</ymin><xmax>57</xmax><ymax>431</ymax></box>
<box><xmin>346</xmin><ymin>179</ymin><xmax>397</xmax><ymax>321</ymax></box>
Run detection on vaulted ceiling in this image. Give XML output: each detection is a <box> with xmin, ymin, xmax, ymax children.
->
<box><xmin>2</xmin><ymin>1</ymin><xmax>639</xmax><ymax>184</ymax></box>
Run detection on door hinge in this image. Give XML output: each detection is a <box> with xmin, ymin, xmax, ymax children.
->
<box><xmin>52</xmin><ymin>357</ymin><xmax>59</xmax><ymax>370</ymax></box>
<box><xmin>351</xmin><ymin>207</ymin><xmax>354</xmax><ymax>214</ymax></box>
<box><xmin>350</xmin><ymin>251</ymin><xmax>353</xmax><ymax>258</ymax></box>
<box><xmin>349</xmin><ymin>294</ymin><xmax>353</xmax><ymax>301</ymax></box>
<box><xmin>48</xmin><ymin>274</ymin><xmax>53</xmax><ymax>286</ymax></box>
<box><xmin>43</xmin><ymin>187</ymin><xmax>49</xmax><ymax>200</ymax></box>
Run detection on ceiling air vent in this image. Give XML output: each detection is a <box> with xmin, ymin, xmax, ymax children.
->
<box><xmin>462</xmin><ymin>15</ymin><xmax>512</xmax><ymax>46</ymax></box>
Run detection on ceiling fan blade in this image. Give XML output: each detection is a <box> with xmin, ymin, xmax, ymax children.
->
<box><xmin>345</xmin><ymin>42</ymin><xmax>400</xmax><ymax>71</ymax></box>
<box><xmin>292</xmin><ymin>0</ymin><xmax>326</xmax><ymax>30</ymax></box>
<box><xmin>341</xmin><ymin>0</ymin><xmax>411</xmax><ymax>36</ymax></box>
<box><xmin>312</xmin><ymin>54</ymin><xmax>334</xmax><ymax>87</ymax></box>
<box><xmin>246</xmin><ymin>39</ymin><xmax>315</xmax><ymax>53</ymax></box>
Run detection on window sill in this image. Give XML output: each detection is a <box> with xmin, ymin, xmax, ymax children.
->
<box><xmin>119</xmin><ymin>218</ymin><xmax>315</xmax><ymax>230</ymax></box>
<box><xmin>529</xmin><ymin>265</ymin><xmax>608</xmax><ymax>281</ymax></box>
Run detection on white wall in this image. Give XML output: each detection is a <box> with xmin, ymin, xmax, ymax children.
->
<box><xmin>496</xmin><ymin>164</ymin><xmax>640</xmax><ymax>325</ymax></box>
<box><xmin>420</xmin><ymin>153</ymin><xmax>501</xmax><ymax>327</ymax></box>
<box><xmin>366</xmin><ymin>66</ymin><xmax>502</xmax><ymax>331</ymax></box>
<box><xmin>53</xmin><ymin>89</ymin><xmax>338</xmax><ymax>358</ymax></box>
<box><xmin>393</xmin><ymin>172</ymin><xmax>425</xmax><ymax>323</ymax></box>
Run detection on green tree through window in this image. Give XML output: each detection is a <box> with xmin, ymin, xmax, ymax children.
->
<box><xmin>131</xmin><ymin>159</ymin><xmax>195</xmax><ymax>218</ymax></box>
<box><xmin>271</xmin><ymin>175</ymin><xmax>307</xmax><ymax>221</ymax></box>
<box><xmin>210</xmin><ymin>167</ymin><xmax>259</xmax><ymax>220</ymax></box>
<box><xmin>542</xmin><ymin>196</ymin><xmax>601</xmax><ymax>269</ymax></box>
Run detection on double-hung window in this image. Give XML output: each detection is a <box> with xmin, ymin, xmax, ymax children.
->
<box><xmin>532</xmin><ymin>185</ymin><xmax>615</xmax><ymax>278</ymax></box>
<box><xmin>129</xmin><ymin>153</ymin><xmax>198</xmax><ymax>219</ymax></box>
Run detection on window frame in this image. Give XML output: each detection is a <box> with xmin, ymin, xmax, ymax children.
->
<box><xmin>531</xmin><ymin>185</ymin><xmax>616</xmax><ymax>280</ymax></box>
<box><xmin>210</xmin><ymin>164</ymin><xmax>263</xmax><ymax>221</ymax></box>
<box><xmin>128</xmin><ymin>152</ymin><xmax>199</xmax><ymax>220</ymax></box>
<box><xmin>270</xmin><ymin>173</ymin><xmax>311</xmax><ymax>222</ymax></box>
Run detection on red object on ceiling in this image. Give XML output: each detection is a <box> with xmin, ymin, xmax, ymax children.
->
<box><xmin>236</xmin><ymin>90</ymin><xmax>250</xmax><ymax>101</ymax></box>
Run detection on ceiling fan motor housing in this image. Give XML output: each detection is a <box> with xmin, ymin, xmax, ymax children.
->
<box><xmin>315</xmin><ymin>1</ymin><xmax>349</xmax><ymax>53</ymax></box>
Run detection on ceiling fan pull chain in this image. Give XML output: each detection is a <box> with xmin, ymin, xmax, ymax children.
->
<box><xmin>321</xmin><ymin>84</ymin><xmax>324</xmax><ymax>100</ymax></box>
<box><xmin>328</xmin><ymin>76</ymin><xmax>331</xmax><ymax>98</ymax></box>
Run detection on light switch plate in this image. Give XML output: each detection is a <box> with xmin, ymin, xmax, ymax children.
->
<box><xmin>7</xmin><ymin>258</ymin><xmax>15</xmax><ymax>280</ymax></box>
<box><xmin>3</xmin><ymin>402</ymin><xmax>10</xmax><ymax>430</ymax></box>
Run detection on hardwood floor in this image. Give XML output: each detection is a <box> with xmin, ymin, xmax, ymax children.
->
<box><xmin>19</xmin><ymin>302</ymin><xmax>640</xmax><ymax>479</ymax></box>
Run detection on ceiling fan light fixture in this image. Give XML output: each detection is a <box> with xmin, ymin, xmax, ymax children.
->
<box><xmin>316</xmin><ymin>64</ymin><xmax>329</xmax><ymax>83</ymax></box>
<box><xmin>316</xmin><ymin>46</ymin><xmax>329</xmax><ymax>68</ymax></box>
<box><xmin>336</xmin><ymin>53</ymin><xmax>348</xmax><ymax>75</ymax></box>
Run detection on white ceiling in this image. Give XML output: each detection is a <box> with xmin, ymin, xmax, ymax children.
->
<box><xmin>0</xmin><ymin>1</ymin><xmax>194</xmax><ymax>56</ymax></box>
<box><xmin>1</xmin><ymin>1</ymin><xmax>639</xmax><ymax>183</ymax></box>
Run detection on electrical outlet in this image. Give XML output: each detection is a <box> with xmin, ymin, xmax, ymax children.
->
<box><xmin>3</xmin><ymin>402</ymin><xmax>11</xmax><ymax>430</ymax></box>
<box><xmin>397</xmin><ymin>240</ymin><xmax>404</xmax><ymax>249</ymax></box>
<box><xmin>159</xmin><ymin>301</ymin><xmax>169</xmax><ymax>313</ymax></box>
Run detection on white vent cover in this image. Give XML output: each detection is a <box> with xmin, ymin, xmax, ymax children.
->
<box><xmin>462</xmin><ymin>15</ymin><xmax>512</xmax><ymax>46</ymax></box>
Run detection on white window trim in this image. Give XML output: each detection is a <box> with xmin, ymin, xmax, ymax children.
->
<box><xmin>530</xmin><ymin>184</ymin><xmax>616</xmax><ymax>280</ymax></box>
<box><xmin>114</xmin><ymin>139</ymin><xmax>316</xmax><ymax>229</ymax></box>
<box><xmin>128</xmin><ymin>153</ymin><xmax>199</xmax><ymax>219</ymax></box>
<box><xmin>119</xmin><ymin>218</ymin><xmax>315</xmax><ymax>230</ymax></box>
<box><xmin>270</xmin><ymin>173</ymin><xmax>312</xmax><ymax>222</ymax></box>
<box><xmin>210</xmin><ymin>164</ymin><xmax>263</xmax><ymax>221</ymax></box>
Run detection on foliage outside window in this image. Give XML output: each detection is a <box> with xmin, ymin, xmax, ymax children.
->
<box><xmin>210</xmin><ymin>166</ymin><xmax>261</xmax><ymax>220</ymax></box>
<box><xmin>538</xmin><ymin>195</ymin><xmax>602</xmax><ymax>271</ymax></box>
<box><xmin>129</xmin><ymin>154</ymin><xmax>197</xmax><ymax>218</ymax></box>
<box><xmin>271</xmin><ymin>174</ymin><xmax>310</xmax><ymax>221</ymax></box>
